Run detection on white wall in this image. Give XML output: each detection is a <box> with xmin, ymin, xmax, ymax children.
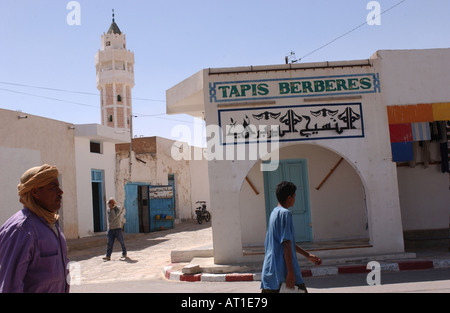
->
<box><xmin>75</xmin><ymin>136</ymin><xmax>118</xmax><ymax>237</ymax></box>
<box><xmin>203</xmin><ymin>61</ymin><xmax>404</xmax><ymax>263</ymax></box>
<box><xmin>167</xmin><ymin>49</ymin><xmax>450</xmax><ymax>264</ymax></box>
<box><xmin>377</xmin><ymin>49</ymin><xmax>450</xmax><ymax>232</ymax></box>
<box><xmin>156</xmin><ymin>137</ymin><xmax>193</xmax><ymax>220</ymax></box>
<box><xmin>0</xmin><ymin>109</ymin><xmax>78</xmax><ymax>239</ymax></box>
<box><xmin>115</xmin><ymin>137</ymin><xmax>210</xmax><ymax>222</ymax></box>
<box><xmin>0</xmin><ymin>146</ymin><xmax>41</xmax><ymax>225</ymax></box>
<box><xmin>190</xmin><ymin>147</ymin><xmax>211</xmax><ymax>219</ymax></box>
<box><xmin>239</xmin><ymin>143</ymin><xmax>368</xmax><ymax>247</ymax></box>
<box><xmin>397</xmin><ymin>143</ymin><xmax>450</xmax><ymax>231</ymax></box>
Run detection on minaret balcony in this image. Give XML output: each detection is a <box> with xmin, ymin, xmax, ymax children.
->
<box><xmin>96</xmin><ymin>50</ymin><xmax>134</xmax><ymax>63</ymax></box>
<box><xmin>97</xmin><ymin>70</ymin><xmax>135</xmax><ymax>87</ymax></box>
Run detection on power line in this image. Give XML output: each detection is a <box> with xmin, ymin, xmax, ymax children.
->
<box><xmin>0</xmin><ymin>87</ymin><xmax>98</xmax><ymax>109</ymax></box>
<box><xmin>135</xmin><ymin>114</ymin><xmax>197</xmax><ymax>124</ymax></box>
<box><xmin>0</xmin><ymin>81</ymin><xmax>165</xmax><ymax>103</ymax></box>
<box><xmin>0</xmin><ymin>85</ymin><xmax>193</xmax><ymax>124</ymax></box>
<box><xmin>300</xmin><ymin>0</ymin><xmax>408</xmax><ymax>61</ymax></box>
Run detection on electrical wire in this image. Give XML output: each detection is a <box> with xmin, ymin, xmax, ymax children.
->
<box><xmin>0</xmin><ymin>87</ymin><xmax>98</xmax><ymax>109</ymax></box>
<box><xmin>0</xmin><ymin>85</ymin><xmax>193</xmax><ymax>124</ymax></box>
<box><xmin>300</xmin><ymin>0</ymin><xmax>408</xmax><ymax>61</ymax></box>
<box><xmin>0</xmin><ymin>81</ymin><xmax>165</xmax><ymax>102</ymax></box>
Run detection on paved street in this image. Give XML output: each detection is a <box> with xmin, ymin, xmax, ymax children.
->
<box><xmin>304</xmin><ymin>268</ymin><xmax>450</xmax><ymax>293</ymax></box>
<box><xmin>68</xmin><ymin>220</ymin><xmax>450</xmax><ymax>293</ymax></box>
<box><xmin>68</xmin><ymin>220</ymin><xmax>213</xmax><ymax>285</ymax></box>
<box><xmin>70</xmin><ymin>268</ymin><xmax>450</xmax><ymax>293</ymax></box>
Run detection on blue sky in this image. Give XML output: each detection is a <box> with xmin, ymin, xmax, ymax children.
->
<box><xmin>1</xmin><ymin>0</ymin><xmax>449</xmax><ymax>143</ymax></box>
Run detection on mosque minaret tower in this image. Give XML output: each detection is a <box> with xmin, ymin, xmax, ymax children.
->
<box><xmin>95</xmin><ymin>10</ymin><xmax>135</xmax><ymax>131</ymax></box>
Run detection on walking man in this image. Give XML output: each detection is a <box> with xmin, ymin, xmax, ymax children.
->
<box><xmin>103</xmin><ymin>198</ymin><xmax>127</xmax><ymax>261</ymax></box>
<box><xmin>0</xmin><ymin>164</ymin><xmax>70</xmax><ymax>293</ymax></box>
<box><xmin>261</xmin><ymin>181</ymin><xmax>322</xmax><ymax>293</ymax></box>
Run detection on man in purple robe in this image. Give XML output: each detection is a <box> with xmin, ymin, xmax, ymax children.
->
<box><xmin>0</xmin><ymin>164</ymin><xmax>70</xmax><ymax>293</ymax></box>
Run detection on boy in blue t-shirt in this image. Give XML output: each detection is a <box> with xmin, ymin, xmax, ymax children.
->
<box><xmin>261</xmin><ymin>181</ymin><xmax>322</xmax><ymax>293</ymax></box>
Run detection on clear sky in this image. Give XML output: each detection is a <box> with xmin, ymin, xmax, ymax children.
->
<box><xmin>1</xmin><ymin>0</ymin><xmax>449</xmax><ymax>144</ymax></box>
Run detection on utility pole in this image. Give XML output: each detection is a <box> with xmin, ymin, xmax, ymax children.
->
<box><xmin>285</xmin><ymin>51</ymin><xmax>300</xmax><ymax>64</ymax></box>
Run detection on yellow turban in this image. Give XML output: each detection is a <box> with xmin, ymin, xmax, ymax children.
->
<box><xmin>17</xmin><ymin>164</ymin><xmax>60</xmax><ymax>225</ymax></box>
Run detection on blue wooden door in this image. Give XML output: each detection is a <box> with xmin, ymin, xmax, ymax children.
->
<box><xmin>124</xmin><ymin>183</ymin><xmax>139</xmax><ymax>233</ymax></box>
<box><xmin>149</xmin><ymin>185</ymin><xmax>174</xmax><ymax>232</ymax></box>
<box><xmin>263</xmin><ymin>159</ymin><xmax>312</xmax><ymax>242</ymax></box>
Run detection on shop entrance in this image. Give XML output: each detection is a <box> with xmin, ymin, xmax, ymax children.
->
<box><xmin>124</xmin><ymin>183</ymin><xmax>175</xmax><ymax>233</ymax></box>
<box><xmin>263</xmin><ymin>159</ymin><xmax>312</xmax><ymax>242</ymax></box>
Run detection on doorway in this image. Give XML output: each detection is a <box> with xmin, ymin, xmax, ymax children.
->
<box><xmin>138</xmin><ymin>185</ymin><xmax>150</xmax><ymax>233</ymax></box>
<box><xmin>263</xmin><ymin>159</ymin><xmax>312</xmax><ymax>242</ymax></box>
<box><xmin>91</xmin><ymin>169</ymin><xmax>105</xmax><ymax>232</ymax></box>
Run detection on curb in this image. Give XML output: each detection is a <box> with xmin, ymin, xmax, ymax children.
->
<box><xmin>163</xmin><ymin>258</ymin><xmax>450</xmax><ymax>282</ymax></box>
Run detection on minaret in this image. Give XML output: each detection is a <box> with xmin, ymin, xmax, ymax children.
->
<box><xmin>95</xmin><ymin>10</ymin><xmax>135</xmax><ymax>131</ymax></box>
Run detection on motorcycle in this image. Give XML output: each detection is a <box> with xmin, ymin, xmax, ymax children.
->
<box><xmin>195</xmin><ymin>201</ymin><xmax>211</xmax><ymax>224</ymax></box>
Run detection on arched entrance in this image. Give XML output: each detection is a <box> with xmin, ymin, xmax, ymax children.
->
<box><xmin>263</xmin><ymin>158</ymin><xmax>312</xmax><ymax>242</ymax></box>
<box><xmin>239</xmin><ymin>143</ymin><xmax>370</xmax><ymax>253</ymax></box>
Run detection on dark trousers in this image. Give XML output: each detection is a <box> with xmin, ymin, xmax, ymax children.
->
<box><xmin>106</xmin><ymin>228</ymin><xmax>127</xmax><ymax>257</ymax></box>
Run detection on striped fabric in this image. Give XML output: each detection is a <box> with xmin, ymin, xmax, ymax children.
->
<box><xmin>411</xmin><ymin>122</ymin><xmax>431</xmax><ymax>141</ymax></box>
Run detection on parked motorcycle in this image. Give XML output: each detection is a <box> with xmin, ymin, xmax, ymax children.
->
<box><xmin>195</xmin><ymin>201</ymin><xmax>211</xmax><ymax>224</ymax></box>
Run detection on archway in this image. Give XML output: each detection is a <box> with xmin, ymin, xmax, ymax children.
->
<box><xmin>239</xmin><ymin>143</ymin><xmax>370</xmax><ymax>253</ymax></box>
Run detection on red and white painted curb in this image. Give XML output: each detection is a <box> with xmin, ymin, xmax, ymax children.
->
<box><xmin>164</xmin><ymin>258</ymin><xmax>450</xmax><ymax>282</ymax></box>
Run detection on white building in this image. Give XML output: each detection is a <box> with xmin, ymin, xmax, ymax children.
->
<box><xmin>0</xmin><ymin>109</ymin><xmax>79</xmax><ymax>239</ymax></box>
<box><xmin>98</xmin><ymin>14</ymin><xmax>210</xmax><ymax>233</ymax></box>
<box><xmin>114</xmin><ymin>136</ymin><xmax>210</xmax><ymax>233</ymax></box>
<box><xmin>0</xmin><ymin>14</ymin><xmax>209</xmax><ymax>240</ymax></box>
<box><xmin>74</xmin><ymin>14</ymin><xmax>132</xmax><ymax>237</ymax></box>
<box><xmin>0</xmin><ymin>111</ymin><xmax>129</xmax><ymax>240</ymax></box>
<box><xmin>95</xmin><ymin>12</ymin><xmax>135</xmax><ymax>132</ymax></box>
<box><xmin>167</xmin><ymin>48</ymin><xmax>450</xmax><ymax>264</ymax></box>
<box><xmin>0</xmin><ymin>15</ymin><xmax>132</xmax><ymax>239</ymax></box>
<box><xmin>74</xmin><ymin>124</ymin><xmax>129</xmax><ymax>236</ymax></box>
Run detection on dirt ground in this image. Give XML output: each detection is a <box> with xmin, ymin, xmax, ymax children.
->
<box><xmin>68</xmin><ymin>220</ymin><xmax>212</xmax><ymax>285</ymax></box>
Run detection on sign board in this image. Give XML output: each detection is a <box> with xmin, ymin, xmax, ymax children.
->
<box><xmin>149</xmin><ymin>186</ymin><xmax>173</xmax><ymax>199</ymax></box>
<box><xmin>218</xmin><ymin>103</ymin><xmax>364</xmax><ymax>145</ymax></box>
<box><xmin>209</xmin><ymin>73</ymin><xmax>380</xmax><ymax>103</ymax></box>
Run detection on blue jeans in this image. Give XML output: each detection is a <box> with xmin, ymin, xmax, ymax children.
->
<box><xmin>106</xmin><ymin>228</ymin><xmax>127</xmax><ymax>257</ymax></box>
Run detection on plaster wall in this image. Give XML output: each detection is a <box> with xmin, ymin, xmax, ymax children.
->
<box><xmin>240</xmin><ymin>144</ymin><xmax>368</xmax><ymax>247</ymax></box>
<box><xmin>0</xmin><ymin>109</ymin><xmax>78</xmax><ymax>239</ymax></box>
<box><xmin>376</xmin><ymin>49</ymin><xmax>450</xmax><ymax>232</ymax></box>
<box><xmin>203</xmin><ymin>61</ymin><xmax>403</xmax><ymax>263</ymax></box>
<box><xmin>167</xmin><ymin>49</ymin><xmax>450</xmax><ymax>264</ymax></box>
<box><xmin>75</xmin><ymin>136</ymin><xmax>118</xmax><ymax>237</ymax></box>
<box><xmin>115</xmin><ymin>137</ymin><xmax>209</xmax><ymax>222</ymax></box>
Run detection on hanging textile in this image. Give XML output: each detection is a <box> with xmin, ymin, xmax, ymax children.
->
<box><xmin>437</xmin><ymin>121</ymin><xmax>450</xmax><ymax>173</ymax></box>
<box><xmin>391</xmin><ymin>142</ymin><xmax>414</xmax><ymax>162</ymax></box>
<box><xmin>411</xmin><ymin>122</ymin><xmax>431</xmax><ymax>141</ymax></box>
